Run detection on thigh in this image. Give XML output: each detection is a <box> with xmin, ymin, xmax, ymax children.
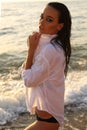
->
<box><xmin>24</xmin><ymin>121</ymin><xmax>37</xmax><ymax>130</ymax></box>
<box><xmin>24</xmin><ymin>120</ymin><xmax>59</xmax><ymax>130</ymax></box>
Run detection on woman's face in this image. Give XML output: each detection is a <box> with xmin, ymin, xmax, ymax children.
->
<box><xmin>39</xmin><ymin>5</ymin><xmax>63</xmax><ymax>34</ymax></box>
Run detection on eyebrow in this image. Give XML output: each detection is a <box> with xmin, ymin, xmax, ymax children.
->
<box><xmin>47</xmin><ymin>16</ymin><xmax>54</xmax><ymax>19</ymax></box>
<box><xmin>41</xmin><ymin>13</ymin><xmax>54</xmax><ymax>19</ymax></box>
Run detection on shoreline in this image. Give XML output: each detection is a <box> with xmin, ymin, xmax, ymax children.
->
<box><xmin>0</xmin><ymin>110</ymin><xmax>87</xmax><ymax>130</ymax></box>
<box><xmin>0</xmin><ymin>112</ymin><xmax>36</xmax><ymax>130</ymax></box>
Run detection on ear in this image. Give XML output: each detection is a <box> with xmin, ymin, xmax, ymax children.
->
<box><xmin>57</xmin><ymin>23</ymin><xmax>64</xmax><ymax>31</ymax></box>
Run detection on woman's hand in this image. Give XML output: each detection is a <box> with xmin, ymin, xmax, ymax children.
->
<box><xmin>24</xmin><ymin>32</ymin><xmax>41</xmax><ymax>70</ymax></box>
<box><xmin>27</xmin><ymin>32</ymin><xmax>41</xmax><ymax>52</ymax></box>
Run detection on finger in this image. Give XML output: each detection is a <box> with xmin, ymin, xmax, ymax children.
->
<box><xmin>32</xmin><ymin>33</ymin><xmax>39</xmax><ymax>40</ymax></box>
<box><xmin>29</xmin><ymin>35</ymin><xmax>32</xmax><ymax>39</ymax></box>
<box><xmin>36</xmin><ymin>33</ymin><xmax>41</xmax><ymax>39</ymax></box>
<box><xmin>32</xmin><ymin>31</ymin><xmax>38</xmax><ymax>34</ymax></box>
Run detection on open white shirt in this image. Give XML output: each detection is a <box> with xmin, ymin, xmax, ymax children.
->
<box><xmin>21</xmin><ymin>34</ymin><xmax>65</xmax><ymax>126</ymax></box>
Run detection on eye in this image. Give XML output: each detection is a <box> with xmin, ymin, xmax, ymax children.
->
<box><xmin>46</xmin><ymin>17</ymin><xmax>53</xmax><ymax>22</ymax></box>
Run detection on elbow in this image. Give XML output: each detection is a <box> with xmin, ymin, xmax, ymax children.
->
<box><xmin>22</xmin><ymin>70</ymin><xmax>44</xmax><ymax>87</ymax></box>
<box><xmin>21</xmin><ymin>70</ymin><xmax>36</xmax><ymax>87</ymax></box>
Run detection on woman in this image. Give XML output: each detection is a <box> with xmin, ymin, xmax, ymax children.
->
<box><xmin>21</xmin><ymin>2</ymin><xmax>72</xmax><ymax>130</ymax></box>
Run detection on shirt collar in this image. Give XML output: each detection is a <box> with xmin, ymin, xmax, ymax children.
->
<box><xmin>39</xmin><ymin>34</ymin><xmax>57</xmax><ymax>45</ymax></box>
<box><xmin>41</xmin><ymin>34</ymin><xmax>57</xmax><ymax>39</ymax></box>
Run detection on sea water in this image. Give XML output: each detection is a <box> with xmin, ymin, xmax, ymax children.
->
<box><xmin>0</xmin><ymin>0</ymin><xmax>87</xmax><ymax>125</ymax></box>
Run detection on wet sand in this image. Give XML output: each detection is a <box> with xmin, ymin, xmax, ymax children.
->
<box><xmin>64</xmin><ymin>110</ymin><xmax>87</xmax><ymax>130</ymax></box>
<box><xmin>0</xmin><ymin>109</ymin><xmax>87</xmax><ymax>130</ymax></box>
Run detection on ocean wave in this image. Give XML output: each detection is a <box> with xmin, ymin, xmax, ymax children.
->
<box><xmin>65</xmin><ymin>71</ymin><xmax>87</xmax><ymax>112</ymax></box>
<box><xmin>0</xmin><ymin>81</ymin><xmax>26</xmax><ymax>125</ymax></box>
<box><xmin>0</xmin><ymin>0</ymin><xmax>87</xmax><ymax>126</ymax></box>
<box><xmin>0</xmin><ymin>52</ymin><xmax>25</xmax><ymax>64</ymax></box>
<box><xmin>1</xmin><ymin>27</ymin><xmax>14</xmax><ymax>30</ymax></box>
<box><xmin>0</xmin><ymin>26</ymin><xmax>17</xmax><ymax>36</ymax></box>
<box><xmin>0</xmin><ymin>31</ymin><xmax>17</xmax><ymax>36</ymax></box>
<box><xmin>0</xmin><ymin>71</ymin><xmax>87</xmax><ymax>125</ymax></box>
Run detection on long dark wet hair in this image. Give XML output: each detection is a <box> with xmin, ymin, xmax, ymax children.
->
<box><xmin>48</xmin><ymin>2</ymin><xmax>72</xmax><ymax>76</ymax></box>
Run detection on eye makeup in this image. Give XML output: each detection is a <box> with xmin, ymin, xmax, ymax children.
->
<box><xmin>40</xmin><ymin>13</ymin><xmax>54</xmax><ymax>23</ymax></box>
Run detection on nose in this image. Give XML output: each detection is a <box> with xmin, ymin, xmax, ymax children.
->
<box><xmin>39</xmin><ymin>19</ymin><xmax>44</xmax><ymax>25</ymax></box>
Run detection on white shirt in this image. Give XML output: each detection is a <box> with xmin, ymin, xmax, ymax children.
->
<box><xmin>21</xmin><ymin>34</ymin><xmax>65</xmax><ymax>126</ymax></box>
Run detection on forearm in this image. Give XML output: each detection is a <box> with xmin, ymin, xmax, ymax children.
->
<box><xmin>24</xmin><ymin>49</ymin><xmax>35</xmax><ymax>70</ymax></box>
<box><xmin>24</xmin><ymin>32</ymin><xmax>41</xmax><ymax>70</ymax></box>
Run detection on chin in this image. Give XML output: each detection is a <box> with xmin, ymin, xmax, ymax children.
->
<box><xmin>39</xmin><ymin>30</ymin><xmax>47</xmax><ymax>35</ymax></box>
<box><xmin>39</xmin><ymin>30</ymin><xmax>43</xmax><ymax>34</ymax></box>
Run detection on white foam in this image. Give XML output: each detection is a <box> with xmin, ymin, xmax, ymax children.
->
<box><xmin>0</xmin><ymin>81</ymin><xmax>27</xmax><ymax>125</ymax></box>
<box><xmin>0</xmin><ymin>108</ymin><xmax>12</xmax><ymax>125</ymax></box>
<box><xmin>0</xmin><ymin>71</ymin><xmax>87</xmax><ymax>125</ymax></box>
<box><xmin>65</xmin><ymin>71</ymin><xmax>87</xmax><ymax>110</ymax></box>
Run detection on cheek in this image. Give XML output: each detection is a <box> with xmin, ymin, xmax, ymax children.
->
<box><xmin>47</xmin><ymin>24</ymin><xmax>58</xmax><ymax>31</ymax></box>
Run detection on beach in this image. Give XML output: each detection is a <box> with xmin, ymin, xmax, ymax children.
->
<box><xmin>0</xmin><ymin>109</ymin><xmax>87</xmax><ymax>130</ymax></box>
<box><xmin>0</xmin><ymin>0</ymin><xmax>87</xmax><ymax>130</ymax></box>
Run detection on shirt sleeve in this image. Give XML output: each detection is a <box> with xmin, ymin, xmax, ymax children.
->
<box><xmin>21</xmin><ymin>44</ymin><xmax>64</xmax><ymax>87</ymax></box>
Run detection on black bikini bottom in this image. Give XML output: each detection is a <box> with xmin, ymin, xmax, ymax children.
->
<box><xmin>36</xmin><ymin>112</ymin><xmax>58</xmax><ymax>123</ymax></box>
